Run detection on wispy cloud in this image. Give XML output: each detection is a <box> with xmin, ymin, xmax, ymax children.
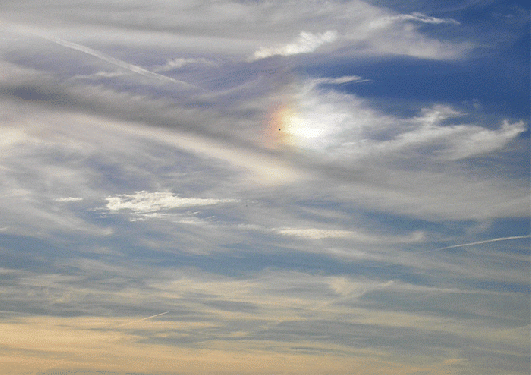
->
<box><xmin>313</xmin><ymin>75</ymin><xmax>370</xmax><ymax>85</ymax></box>
<box><xmin>370</xmin><ymin>12</ymin><xmax>461</xmax><ymax>29</ymax></box>
<box><xmin>275</xmin><ymin>228</ymin><xmax>425</xmax><ymax>243</ymax></box>
<box><xmin>116</xmin><ymin>311</ymin><xmax>169</xmax><ymax>328</ymax></box>
<box><xmin>105</xmin><ymin>191</ymin><xmax>237</xmax><ymax>214</ymax></box>
<box><xmin>154</xmin><ymin>57</ymin><xmax>218</xmax><ymax>72</ymax></box>
<box><xmin>251</xmin><ymin>30</ymin><xmax>338</xmax><ymax>60</ymax></box>
<box><xmin>44</xmin><ymin>36</ymin><xmax>193</xmax><ymax>88</ymax></box>
<box><xmin>440</xmin><ymin>235</ymin><xmax>531</xmax><ymax>250</ymax></box>
<box><xmin>54</xmin><ymin>197</ymin><xmax>84</xmax><ymax>202</ymax></box>
<box><xmin>270</xmin><ymin>82</ymin><xmax>526</xmax><ymax>162</ymax></box>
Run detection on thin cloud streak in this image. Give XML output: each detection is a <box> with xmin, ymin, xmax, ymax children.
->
<box><xmin>251</xmin><ymin>30</ymin><xmax>338</xmax><ymax>61</ymax></box>
<box><xmin>439</xmin><ymin>235</ymin><xmax>531</xmax><ymax>250</ymax></box>
<box><xmin>54</xmin><ymin>197</ymin><xmax>84</xmax><ymax>202</ymax></box>
<box><xmin>105</xmin><ymin>191</ymin><xmax>237</xmax><ymax>214</ymax></box>
<box><xmin>116</xmin><ymin>311</ymin><xmax>169</xmax><ymax>328</ymax></box>
<box><xmin>45</xmin><ymin>36</ymin><xmax>192</xmax><ymax>88</ymax></box>
<box><xmin>369</xmin><ymin>12</ymin><xmax>461</xmax><ymax>29</ymax></box>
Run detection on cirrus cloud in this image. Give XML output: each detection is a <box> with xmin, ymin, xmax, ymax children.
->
<box><xmin>105</xmin><ymin>191</ymin><xmax>237</xmax><ymax>214</ymax></box>
<box><xmin>251</xmin><ymin>30</ymin><xmax>338</xmax><ymax>60</ymax></box>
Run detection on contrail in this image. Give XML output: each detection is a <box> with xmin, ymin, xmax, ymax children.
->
<box><xmin>116</xmin><ymin>311</ymin><xmax>169</xmax><ymax>327</ymax></box>
<box><xmin>439</xmin><ymin>235</ymin><xmax>530</xmax><ymax>250</ymax></box>
<box><xmin>44</xmin><ymin>36</ymin><xmax>191</xmax><ymax>87</ymax></box>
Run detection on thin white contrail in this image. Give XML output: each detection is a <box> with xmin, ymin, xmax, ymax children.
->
<box><xmin>116</xmin><ymin>311</ymin><xmax>169</xmax><ymax>327</ymax></box>
<box><xmin>45</xmin><ymin>36</ymin><xmax>191</xmax><ymax>87</ymax></box>
<box><xmin>439</xmin><ymin>235</ymin><xmax>530</xmax><ymax>250</ymax></box>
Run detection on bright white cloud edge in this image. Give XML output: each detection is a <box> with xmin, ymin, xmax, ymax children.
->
<box><xmin>106</xmin><ymin>191</ymin><xmax>238</xmax><ymax>214</ymax></box>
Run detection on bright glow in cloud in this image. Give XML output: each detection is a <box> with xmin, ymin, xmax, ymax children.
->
<box><xmin>265</xmin><ymin>91</ymin><xmax>350</xmax><ymax>151</ymax></box>
<box><xmin>252</xmin><ymin>30</ymin><xmax>337</xmax><ymax>60</ymax></box>
<box><xmin>266</xmin><ymin>83</ymin><xmax>527</xmax><ymax>161</ymax></box>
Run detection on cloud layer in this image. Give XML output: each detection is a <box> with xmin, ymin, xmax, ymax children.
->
<box><xmin>0</xmin><ymin>1</ymin><xmax>529</xmax><ymax>374</ymax></box>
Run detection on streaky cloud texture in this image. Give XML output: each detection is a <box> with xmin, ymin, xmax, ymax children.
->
<box><xmin>251</xmin><ymin>30</ymin><xmax>338</xmax><ymax>60</ymax></box>
<box><xmin>0</xmin><ymin>1</ymin><xmax>528</xmax><ymax>374</ymax></box>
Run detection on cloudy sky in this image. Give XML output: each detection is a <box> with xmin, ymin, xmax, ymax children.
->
<box><xmin>0</xmin><ymin>1</ymin><xmax>529</xmax><ymax>374</ymax></box>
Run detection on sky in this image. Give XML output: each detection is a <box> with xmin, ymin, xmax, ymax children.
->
<box><xmin>0</xmin><ymin>1</ymin><xmax>529</xmax><ymax>374</ymax></box>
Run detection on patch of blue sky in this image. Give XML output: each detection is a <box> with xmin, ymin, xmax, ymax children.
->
<box><xmin>482</xmin><ymin>217</ymin><xmax>531</xmax><ymax>239</ymax></box>
<box><xmin>0</xmin><ymin>235</ymin><xmax>65</xmax><ymax>271</ymax></box>
<box><xmin>305</xmin><ymin>55</ymin><xmax>529</xmax><ymax>119</ymax></box>
<box><xmin>304</xmin><ymin>1</ymin><xmax>529</xmax><ymax>119</ymax></box>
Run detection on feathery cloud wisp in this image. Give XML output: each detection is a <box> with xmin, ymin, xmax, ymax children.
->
<box><xmin>370</xmin><ymin>12</ymin><xmax>460</xmax><ymax>29</ymax></box>
<box><xmin>54</xmin><ymin>197</ymin><xmax>84</xmax><ymax>202</ymax></box>
<box><xmin>116</xmin><ymin>311</ymin><xmax>169</xmax><ymax>328</ymax></box>
<box><xmin>106</xmin><ymin>191</ymin><xmax>237</xmax><ymax>214</ymax></box>
<box><xmin>440</xmin><ymin>235</ymin><xmax>531</xmax><ymax>250</ymax></box>
<box><xmin>154</xmin><ymin>57</ymin><xmax>218</xmax><ymax>72</ymax></box>
<box><xmin>251</xmin><ymin>30</ymin><xmax>337</xmax><ymax>60</ymax></box>
<box><xmin>45</xmin><ymin>36</ymin><xmax>192</xmax><ymax>87</ymax></box>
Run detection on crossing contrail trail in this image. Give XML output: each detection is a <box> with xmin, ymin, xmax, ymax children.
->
<box><xmin>439</xmin><ymin>235</ymin><xmax>530</xmax><ymax>250</ymax></box>
<box><xmin>44</xmin><ymin>35</ymin><xmax>192</xmax><ymax>87</ymax></box>
<box><xmin>117</xmin><ymin>311</ymin><xmax>169</xmax><ymax>327</ymax></box>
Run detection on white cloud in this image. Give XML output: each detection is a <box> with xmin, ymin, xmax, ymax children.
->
<box><xmin>313</xmin><ymin>75</ymin><xmax>370</xmax><ymax>85</ymax></box>
<box><xmin>278</xmin><ymin>83</ymin><xmax>526</xmax><ymax>162</ymax></box>
<box><xmin>105</xmin><ymin>191</ymin><xmax>237</xmax><ymax>214</ymax></box>
<box><xmin>353</xmin><ymin>109</ymin><xmax>527</xmax><ymax>161</ymax></box>
<box><xmin>251</xmin><ymin>30</ymin><xmax>338</xmax><ymax>60</ymax></box>
<box><xmin>54</xmin><ymin>197</ymin><xmax>84</xmax><ymax>202</ymax></box>
<box><xmin>262</xmin><ymin>81</ymin><xmax>528</xmax><ymax>221</ymax></box>
<box><xmin>1</xmin><ymin>0</ymin><xmax>473</xmax><ymax>62</ymax></box>
<box><xmin>438</xmin><ymin>235</ymin><xmax>531</xmax><ymax>250</ymax></box>
<box><xmin>276</xmin><ymin>228</ymin><xmax>426</xmax><ymax>243</ymax></box>
<box><xmin>0</xmin><ymin>128</ymin><xmax>32</xmax><ymax>147</ymax></box>
<box><xmin>435</xmin><ymin>119</ymin><xmax>527</xmax><ymax>160</ymax></box>
<box><xmin>154</xmin><ymin>57</ymin><xmax>217</xmax><ymax>72</ymax></box>
<box><xmin>276</xmin><ymin>228</ymin><xmax>353</xmax><ymax>240</ymax></box>
<box><xmin>370</xmin><ymin>12</ymin><xmax>460</xmax><ymax>29</ymax></box>
<box><xmin>73</xmin><ymin>70</ymin><xmax>128</xmax><ymax>80</ymax></box>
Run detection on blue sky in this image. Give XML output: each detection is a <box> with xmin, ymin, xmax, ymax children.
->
<box><xmin>0</xmin><ymin>1</ymin><xmax>529</xmax><ymax>374</ymax></box>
